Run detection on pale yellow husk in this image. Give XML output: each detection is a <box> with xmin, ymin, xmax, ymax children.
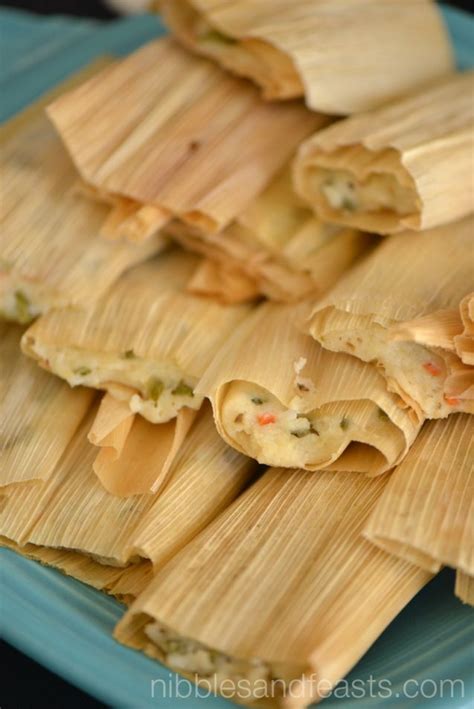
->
<box><xmin>169</xmin><ymin>164</ymin><xmax>372</xmax><ymax>303</ymax></box>
<box><xmin>22</xmin><ymin>250</ymin><xmax>251</xmax><ymax>423</ymax></box>
<box><xmin>0</xmin><ymin>537</ymin><xmax>153</xmax><ymax>605</ymax></box>
<box><xmin>46</xmin><ymin>38</ymin><xmax>322</xmax><ymax>241</ymax></box>
<box><xmin>455</xmin><ymin>572</ymin><xmax>474</xmax><ymax>607</ymax></box>
<box><xmin>115</xmin><ymin>467</ymin><xmax>431</xmax><ymax>707</ymax></box>
<box><xmin>197</xmin><ymin>303</ymin><xmax>421</xmax><ymax>474</ymax></box>
<box><xmin>0</xmin><ymin>323</ymin><xmax>93</xmax><ymax>491</ymax></box>
<box><xmin>157</xmin><ymin>0</ymin><xmax>453</xmax><ymax>114</ymax></box>
<box><xmin>0</xmin><ymin>401</ymin><xmax>256</xmax><ymax>575</ymax></box>
<box><xmin>365</xmin><ymin>414</ymin><xmax>473</xmax><ymax>576</ymax></box>
<box><xmin>305</xmin><ymin>217</ymin><xmax>474</xmax><ymax>418</ymax></box>
<box><xmin>0</xmin><ymin>61</ymin><xmax>163</xmax><ymax>324</ymax></box>
<box><xmin>294</xmin><ymin>72</ymin><xmax>474</xmax><ymax>234</ymax></box>
<box><xmin>88</xmin><ymin>392</ymin><xmax>198</xmax><ymax>496</ymax></box>
<box><xmin>455</xmin><ymin>293</ymin><xmax>474</xmax><ymax>366</ymax></box>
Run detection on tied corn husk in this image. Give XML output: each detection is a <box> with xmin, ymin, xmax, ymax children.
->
<box><xmin>0</xmin><ymin>537</ymin><xmax>153</xmax><ymax>605</ymax></box>
<box><xmin>0</xmin><ymin>401</ymin><xmax>256</xmax><ymax>583</ymax></box>
<box><xmin>115</xmin><ymin>467</ymin><xmax>431</xmax><ymax>707</ymax></box>
<box><xmin>169</xmin><ymin>164</ymin><xmax>372</xmax><ymax>303</ymax></box>
<box><xmin>0</xmin><ymin>61</ymin><xmax>164</xmax><ymax>324</ymax></box>
<box><xmin>455</xmin><ymin>572</ymin><xmax>474</xmax><ymax>607</ymax></box>
<box><xmin>305</xmin><ymin>217</ymin><xmax>474</xmax><ymax>419</ymax></box>
<box><xmin>88</xmin><ymin>393</ymin><xmax>197</xmax><ymax>496</ymax></box>
<box><xmin>157</xmin><ymin>0</ymin><xmax>453</xmax><ymax>114</ymax></box>
<box><xmin>365</xmin><ymin>414</ymin><xmax>473</xmax><ymax>579</ymax></box>
<box><xmin>46</xmin><ymin>38</ymin><xmax>322</xmax><ymax>242</ymax></box>
<box><xmin>294</xmin><ymin>72</ymin><xmax>474</xmax><ymax>234</ymax></box>
<box><xmin>0</xmin><ymin>323</ymin><xmax>93</xmax><ymax>492</ymax></box>
<box><xmin>22</xmin><ymin>250</ymin><xmax>251</xmax><ymax>423</ymax></box>
<box><xmin>197</xmin><ymin>303</ymin><xmax>421</xmax><ymax>474</ymax></box>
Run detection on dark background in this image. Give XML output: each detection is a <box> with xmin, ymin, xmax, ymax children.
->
<box><xmin>0</xmin><ymin>0</ymin><xmax>471</xmax><ymax>707</ymax></box>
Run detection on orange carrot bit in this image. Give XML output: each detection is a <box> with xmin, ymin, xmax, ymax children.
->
<box><xmin>423</xmin><ymin>362</ymin><xmax>442</xmax><ymax>377</ymax></box>
<box><xmin>444</xmin><ymin>395</ymin><xmax>460</xmax><ymax>406</ymax></box>
<box><xmin>257</xmin><ymin>412</ymin><xmax>276</xmax><ymax>426</ymax></box>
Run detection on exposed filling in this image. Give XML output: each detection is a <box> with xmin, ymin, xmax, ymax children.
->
<box><xmin>25</xmin><ymin>343</ymin><xmax>202</xmax><ymax>423</ymax></box>
<box><xmin>0</xmin><ymin>276</ymin><xmax>43</xmax><ymax>323</ymax></box>
<box><xmin>220</xmin><ymin>381</ymin><xmax>397</xmax><ymax>469</ymax></box>
<box><xmin>315</xmin><ymin>313</ymin><xmax>452</xmax><ymax>417</ymax></box>
<box><xmin>144</xmin><ymin>621</ymin><xmax>303</xmax><ymax>703</ymax></box>
<box><xmin>311</xmin><ymin>168</ymin><xmax>417</xmax><ymax>216</ymax></box>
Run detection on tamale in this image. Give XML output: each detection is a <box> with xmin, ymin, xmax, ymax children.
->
<box><xmin>365</xmin><ymin>414</ymin><xmax>473</xmax><ymax>577</ymax></box>
<box><xmin>0</xmin><ymin>401</ymin><xmax>256</xmax><ymax>579</ymax></box>
<box><xmin>294</xmin><ymin>72</ymin><xmax>474</xmax><ymax>234</ymax></box>
<box><xmin>157</xmin><ymin>0</ymin><xmax>453</xmax><ymax>114</ymax></box>
<box><xmin>88</xmin><ymin>393</ymin><xmax>197</xmax><ymax>496</ymax></box>
<box><xmin>115</xmin><ymin>468</ymin><xmax>431</xmax><ymax>707</ymax></box>
<box><xmin>305</xmin><ymin>218</ymin><xmax>474</xmax><ymax>419</ymax></box>
<box><xmin>46</xmin><ymin>38</ymin><xmax>323</xmax><ymax>241</ymax></box>
<box><xmin>0</xmin><ymin>323</ymin><xmax>93</xmax><ymax>491</ymax></box>
<box><xmin>22</xmin><ymin>250</ymin><xmax>251</xmax><ymax>423</ymax></box>
<box><xmin>169</xmin><ymin>164</ymin><xmax>372</xmax><ymax>303</ymax></box>
<box><xmin>197</xmin><ymin>303</ymin><xmax>421</xmax><ymax>474</ymax></box>
<box><xmin>455</xmin><ymin>572</ymin><xmax>474</xmax><ymax>607</ymax></box>
<box><xmin>0</xmin><ymin>61</ymin><xmax>163</xmax><ymax>324</ymax></box>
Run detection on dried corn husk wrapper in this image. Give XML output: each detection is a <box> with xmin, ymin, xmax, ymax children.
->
<box><xmin>169</xmin><ymin>164</ymin><xmax>373</xmax><ymax>303</ymax></box>
<box><xmin>0</xmin><ymin>402</ymin><xmax>256</xmax><ymax>596</ymax></box>
<box><xmin>0</xmin><ymin>61</ymin><xmax>163</xmax><ymax>324</ymax></box>
<box><xmin>0</xmin><ymin>537</ymin><xmax>153</xmax><ymax>605</ymax></box>
<box><xmin>305</xmin><ymin>217</ymin><xmax>474</xmax><ymax>419</ymax></box>
<box><xmin>0</xmin><ymin>323</ymin><xmax>93</xmax><ymax>492</ymax></box>
<box><xmin>455</xmin><ymin>572</ymin><xmax>474</xmax><ymax>607</ymax></box>
<box><xmin>197</xmin><ymin>303</ymin><xmax>421</xmax><ymax>474</ymax></box>
<box><xmin>22</xmin><ymin>250</ymin><xmax>251</xmax><ymax>423</ymax></box>
<box><xmin>46</xmin><ymin>38</ymin><xmax>322</xmax><ymax>242</ymax></box>
<box><xmin>88</xmin><ymin>393</ymin><xmax>197</xmax><ymax>496</ymax></box>
<box><xmin>294</xmin><ymin>72</ymin><xmax>474</xmax><ymax>234</ymax></box>
<box><xmin>115</xmin><ymin>467</ymin><xmax>431</xmax><ymax>707</ymax></box>
<box><xmin>156</xmin><ymin>0</ymin><xmax>453</xmax><ymax>114</ymax></box>
<box><xmin>365</xmin><ymin>414</ymin><xmax>473</xmax><ymax>581</ymax></box>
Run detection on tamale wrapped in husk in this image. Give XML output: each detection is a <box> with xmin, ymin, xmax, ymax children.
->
<box><xmin>305</xmin><ymin>218</ymin><xmax>474</xmax><ymax>419</ymax></box>
<box><xmin>115</xmin><ymin>468</ymin><xmax>431</xmax><ymax>707</ymax></box>
<box><xmin>46</xmin><ymin>38</ymin><xmax>323</xmax><ymax>242</ymax></box>
<box><xmin>0</xmin><ymin>323</ymin><xmax>93</xmax><ymax>491</ymax></box>
<box><xmin>0</xmin><ymin>61</ymin><xmax>163</xmax><ymax>324</ymax></box>
<box><xmin>22</xmin><ymin>250</ymin><xmax>251</xmax><ymax>423</ymax></box>
<box><xmin>0</xmin><ymin>538</ymin><xmax>153</xmax><ymax>605</ymax></box>
<box><xmin>156</xmin><ymin>0</ymin><xmax>453</xmax><ymax>114</ymax></box>
<box><xmin>365</xmin><ymin>414</ymin><xmax>473</xmax><ymax>578</ymax></box>
<box><xmin>169</xmin><ymin>164</ymin><xmax>373</xmax><ymax>303</ymax></box>
<box><xmin>197</xmin><ymin>303</ymin><xmax>421</xmax><ymax>474</ymax></box>
<box><xmin>455</xmin><ymin>572</ymin><xmax>474</xmax><ymax>607</ymax></box>
<box><xmin>88</xmin><ymin>393</ymin><xmax>197</xmax><ymax>496</ymax></box>
<box><xmin>0</xmin><ymin>402</ymin><xmax>256</xmax><ymax>594</ymax></box>
<box><xmin>294</xmin><ymin>72</ymin><xmax>474</xmax><ymax>234</ymax></box>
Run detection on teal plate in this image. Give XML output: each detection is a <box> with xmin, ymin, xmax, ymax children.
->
<box><xmin>1</xmin><ymin>6</ymin><xmax>473</xmax><ymax>708</ymax></box>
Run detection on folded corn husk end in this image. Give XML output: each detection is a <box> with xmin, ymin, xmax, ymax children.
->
<box><xmin>455</xmin><ymin>572</ymin><xmax>474</xmax><ymax>607</ymax></box>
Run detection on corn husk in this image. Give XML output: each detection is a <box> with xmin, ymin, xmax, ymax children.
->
<box><xmin>455</xmin><ymin>293</ymin><xmax>474</xmax><ymax>366</ymax></box>
<box><xmin>22</xmin><ymin>250</ymin><xmax>251</xmax><ymax>423</ymax></box>
<box><xmin>169</xmin><ymin>164</ymin><xmax>372</xmax><ymax>303</ymax></box>
<box><xmin>115</xmin><ymin>467</ymin><xmax>431</xmax><ymax>707</ymax></box>
<box><xmin>46</xmin><ymin>38</ymin><xmax>322</xmax><ymax>242</ymax></box>
<box><xmin>197</xmin><ymin>303</ymin><xmax>421</xmax><ymax>474</ymax></box>
<box><xmin>0</xmin><ymin>61</ymin><xmax>163</xmax><ymax>324</ymax></box>
<box><xmin>157</xmin><ymin>0</ymin><xmax>453</xmax><ymax>115</ymax></box>
<box><xmin>294</xmin><ymin>72</ymin><xmax>474</xmax><ymax>234</ymax></box>
<box><xmin>0</xmin><ymin>401</ymin><xmax>256</xmax><ymax>576</ymax></box>
<box><xmin>455</xmin><ymin>572</ymin><xmax>474</xmax><ymax>607</ymax></box>
<box><xmin>88</xmin><ymin>392</ymin><xmax>198</xmax><ymax>496</ymax></box>
<box><xmin>0</xmin><ymin>323</ymin><xmax>93</xmax><ymax>491</ymax></box>
<box><xmin>305</xmin><ymin>217</ymin><xmax>474</xmax><ymax>419</ymax></box>
<box><xmin>0</xmin><ymin>537</ymin><xmax>153</xmax><ymax>605</ymax></box>
<box><xmin>365</xmin><ymin>414</ymin><xmax>473</xmax><ymax>578</ymax></box>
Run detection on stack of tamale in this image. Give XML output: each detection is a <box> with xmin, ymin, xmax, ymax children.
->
<box><xmin>1</xmin><ymin>2</ymin><xmax>473</xmax><ymax>708</ymax></box>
